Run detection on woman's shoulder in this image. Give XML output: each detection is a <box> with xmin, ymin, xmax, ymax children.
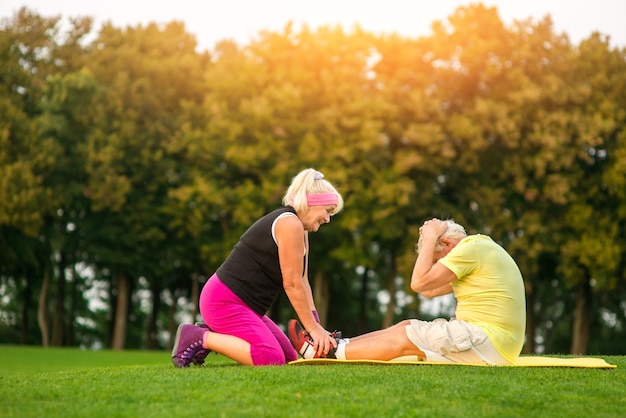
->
<box><xmin>274</xmin><ymin>211</ymin><xmax>300</xmax><ymax>228</ymax></box>
<box><xmin>265</xmin><ymin>205</ymin><xmax>297</xmax><ymax>217</ymax></box>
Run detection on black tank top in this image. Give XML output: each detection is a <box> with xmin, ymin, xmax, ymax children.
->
<box><xmin>216</xmin><ymin>206</ymin><xmax>302</xmax><ymax>315</ymax></box>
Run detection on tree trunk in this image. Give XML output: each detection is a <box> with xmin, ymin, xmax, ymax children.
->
<box><xmin>111</xmin><ymin>273</ymin><xmax>131</xmax><ymax>350</ymax></box>
<box><xmin>21</xmin><ymin>276</ymin><xmax>32</xmax><ymax>345</ymax></box>
<box><xmin>382</xmin><ymin>278</ymin><xmax>396</xmax><ymax>329</ymax></box>
<box><xmin>522</xmin><ymin>281</ymin><xmax>535</xmax><ymax>354</ymax></box>
<box><xmin>190</xmin><ymin>271</ymin><xmax>200</xmax><ymax>323</ymax></box>
<box><xmin>51</xmin><ymin>253</ymin><xmax>66</xmax><ymax>346</ymax></box>
<box><xmin>37</xmin><ymin>264</ymin><xmax>50</xmax><ymax>347</ymax></box>
<box><xmin>66</xmin><ymin>265</ymin><xmax>78</xmax><ymax>346</ymax></box>
<box><xmin>570</xmin><ymin>278</ymin><xmax>592</xmax><ymax>355</ymax></box>
<box><xmin>313</xmin><ymin>270</ymin><xmax>329</xmax><ymax>326</ymax></box>
<box><xmin>168</xmin><ymin>294</ymin><xmax>177</xmax><ymax>349</ymax></box>
<box><xmin>357</xmin><ymin>268</ymin><xmax>369</xmax><ymax>334</ymax></box>
<box><xmin>145</xmin><ymin>280</ymin><xmax>161</xmax><ymax>350</ymax></box>
<box><xmin>382</xmin><ymin>258</ymin><xmax>398</xmax><ymax>329</ymax></box>
<box><xmin>107</xmin><ymin>275</ymin><xmax>116</xmax><ymax>347</ymax></box>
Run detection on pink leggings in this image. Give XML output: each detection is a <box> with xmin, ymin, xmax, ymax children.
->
<box><xmin>199</xmin><ymin>274</ymin><xmax>298</xmax><ymax>366</ymax></box>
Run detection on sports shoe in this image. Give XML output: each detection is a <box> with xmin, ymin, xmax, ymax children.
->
<box><xmin>171</xmin><ymin>324</ymin><xmax>207</xmax><ymax>368</ymax></box>
<box><xmin>288</xmin><ymin>319</ymin><xmax>339</xmax><ymax>359</ymax></box>
<box><xmin>192</xmin><ymin>322</ymin><xmax>213</xmax><ymax>366</ymax></box>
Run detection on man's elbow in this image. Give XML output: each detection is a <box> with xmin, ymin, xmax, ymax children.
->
<box><xmin>410</xmin><ymin>280</ymin><xmax>425</xmax><ymax>294</ymax></box>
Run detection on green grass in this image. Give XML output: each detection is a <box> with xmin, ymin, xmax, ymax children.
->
<box><xmin>1</xmin><ymin>345</ymin><xmax>624</xmax><ymax>417</ymax></box>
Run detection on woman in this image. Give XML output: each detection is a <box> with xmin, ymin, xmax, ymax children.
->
<box><xmin>172</xmin><ymin>168</ymin><xmax>344</xmax><ymax>366</ymax></box>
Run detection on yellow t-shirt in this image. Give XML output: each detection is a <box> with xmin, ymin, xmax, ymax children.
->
<box><xmin>439</xmin><ymin>235</ymin><xmax>526</xmax><ymax>364</ymax></box>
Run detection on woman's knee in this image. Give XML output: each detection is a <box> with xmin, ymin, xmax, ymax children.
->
<box><xmin>251</xmin><ymin>344</ymin><xmax>287</xmax><ymax>366</ymax></box>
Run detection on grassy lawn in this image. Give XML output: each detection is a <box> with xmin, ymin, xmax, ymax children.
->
<box><xmin>1</xmin><ymin>345</ymin><xmax>624</xmax><ymax>417</ymax></box>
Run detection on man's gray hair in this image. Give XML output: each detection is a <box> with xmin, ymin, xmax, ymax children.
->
<box><xmin>416</xmin><ymin>219</ymin><xmax>467</xmax><ymax>254</ymax></box>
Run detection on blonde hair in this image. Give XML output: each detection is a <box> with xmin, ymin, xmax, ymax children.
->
<box><xmin>282</xmin><ymin>168</ymin><xmax>344</xmax><ymax>215</ymax></box>
<box><xmin>416</xmin><ymin>219</ymin><xmax>467</xmax><ymax>253</ymax></box>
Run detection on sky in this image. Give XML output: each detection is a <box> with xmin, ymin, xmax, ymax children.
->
<box><xmin>1</xmin><ymin>0</ymin><xmax>625</xmax><ymax>51</ymax></box>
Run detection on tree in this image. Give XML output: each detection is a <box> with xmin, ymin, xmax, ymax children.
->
<box><xmin>0</xmin><ymin>8</ymin><xmax>92</xmax><ymax>345</ymax></box>
<box><xmin>81</xmin><ymin>21</ymin><xmax>209</xmax><ymax>349</ymax></box>
<box><xmin>2</xmin><ymin>5</ymin><xmax>625</xmax><ymax>354</ymax></box>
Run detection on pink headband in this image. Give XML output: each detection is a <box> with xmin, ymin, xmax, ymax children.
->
<box><xmin>306</xmin><ymin>193</ymin><xmax>338</xmax><ymax>206</ymax></box>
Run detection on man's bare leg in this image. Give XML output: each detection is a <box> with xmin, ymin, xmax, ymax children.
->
<box><xmin>342</xmin><ymin>320</ymin><xmax>426</xmax><ymax>361</ymax></box>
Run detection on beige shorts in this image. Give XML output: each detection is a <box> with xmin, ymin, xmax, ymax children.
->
<box><xmin>405</xmin><ymin>318</ymin><xmax>508</xmax><ymax>365</ymax></box>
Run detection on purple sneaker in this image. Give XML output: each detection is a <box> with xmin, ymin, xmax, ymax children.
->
<box><xmin>192</xmin><ymin>322</ymin><xmax>213</xmax><ymax>366</ymax></box>
<box><xmin>171</xmin><ymin>324</ymin><xmax>207</xmax><ymax>368</ymax></box>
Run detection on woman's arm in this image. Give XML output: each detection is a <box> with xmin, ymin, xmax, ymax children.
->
<box><xmin>301</xmin><ymin>232</ymin><xmax>318</xmax><ymax>319</ymax></box>
<box><xmin>275</xmin><ymin>215</ymin><xmax>335</xmax><ymax>355</ymax></box>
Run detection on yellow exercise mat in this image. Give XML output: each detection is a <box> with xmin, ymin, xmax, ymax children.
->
<box><xmin>289</xmin><ymin>355</ymin><xmax>616</xmax><ymax>369</ymax></box>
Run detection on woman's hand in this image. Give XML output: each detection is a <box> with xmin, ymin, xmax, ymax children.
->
<box><xmin>308</xmin><ymin>324</ymin><xmax>338</xmax><ymax>357</ymax></box>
